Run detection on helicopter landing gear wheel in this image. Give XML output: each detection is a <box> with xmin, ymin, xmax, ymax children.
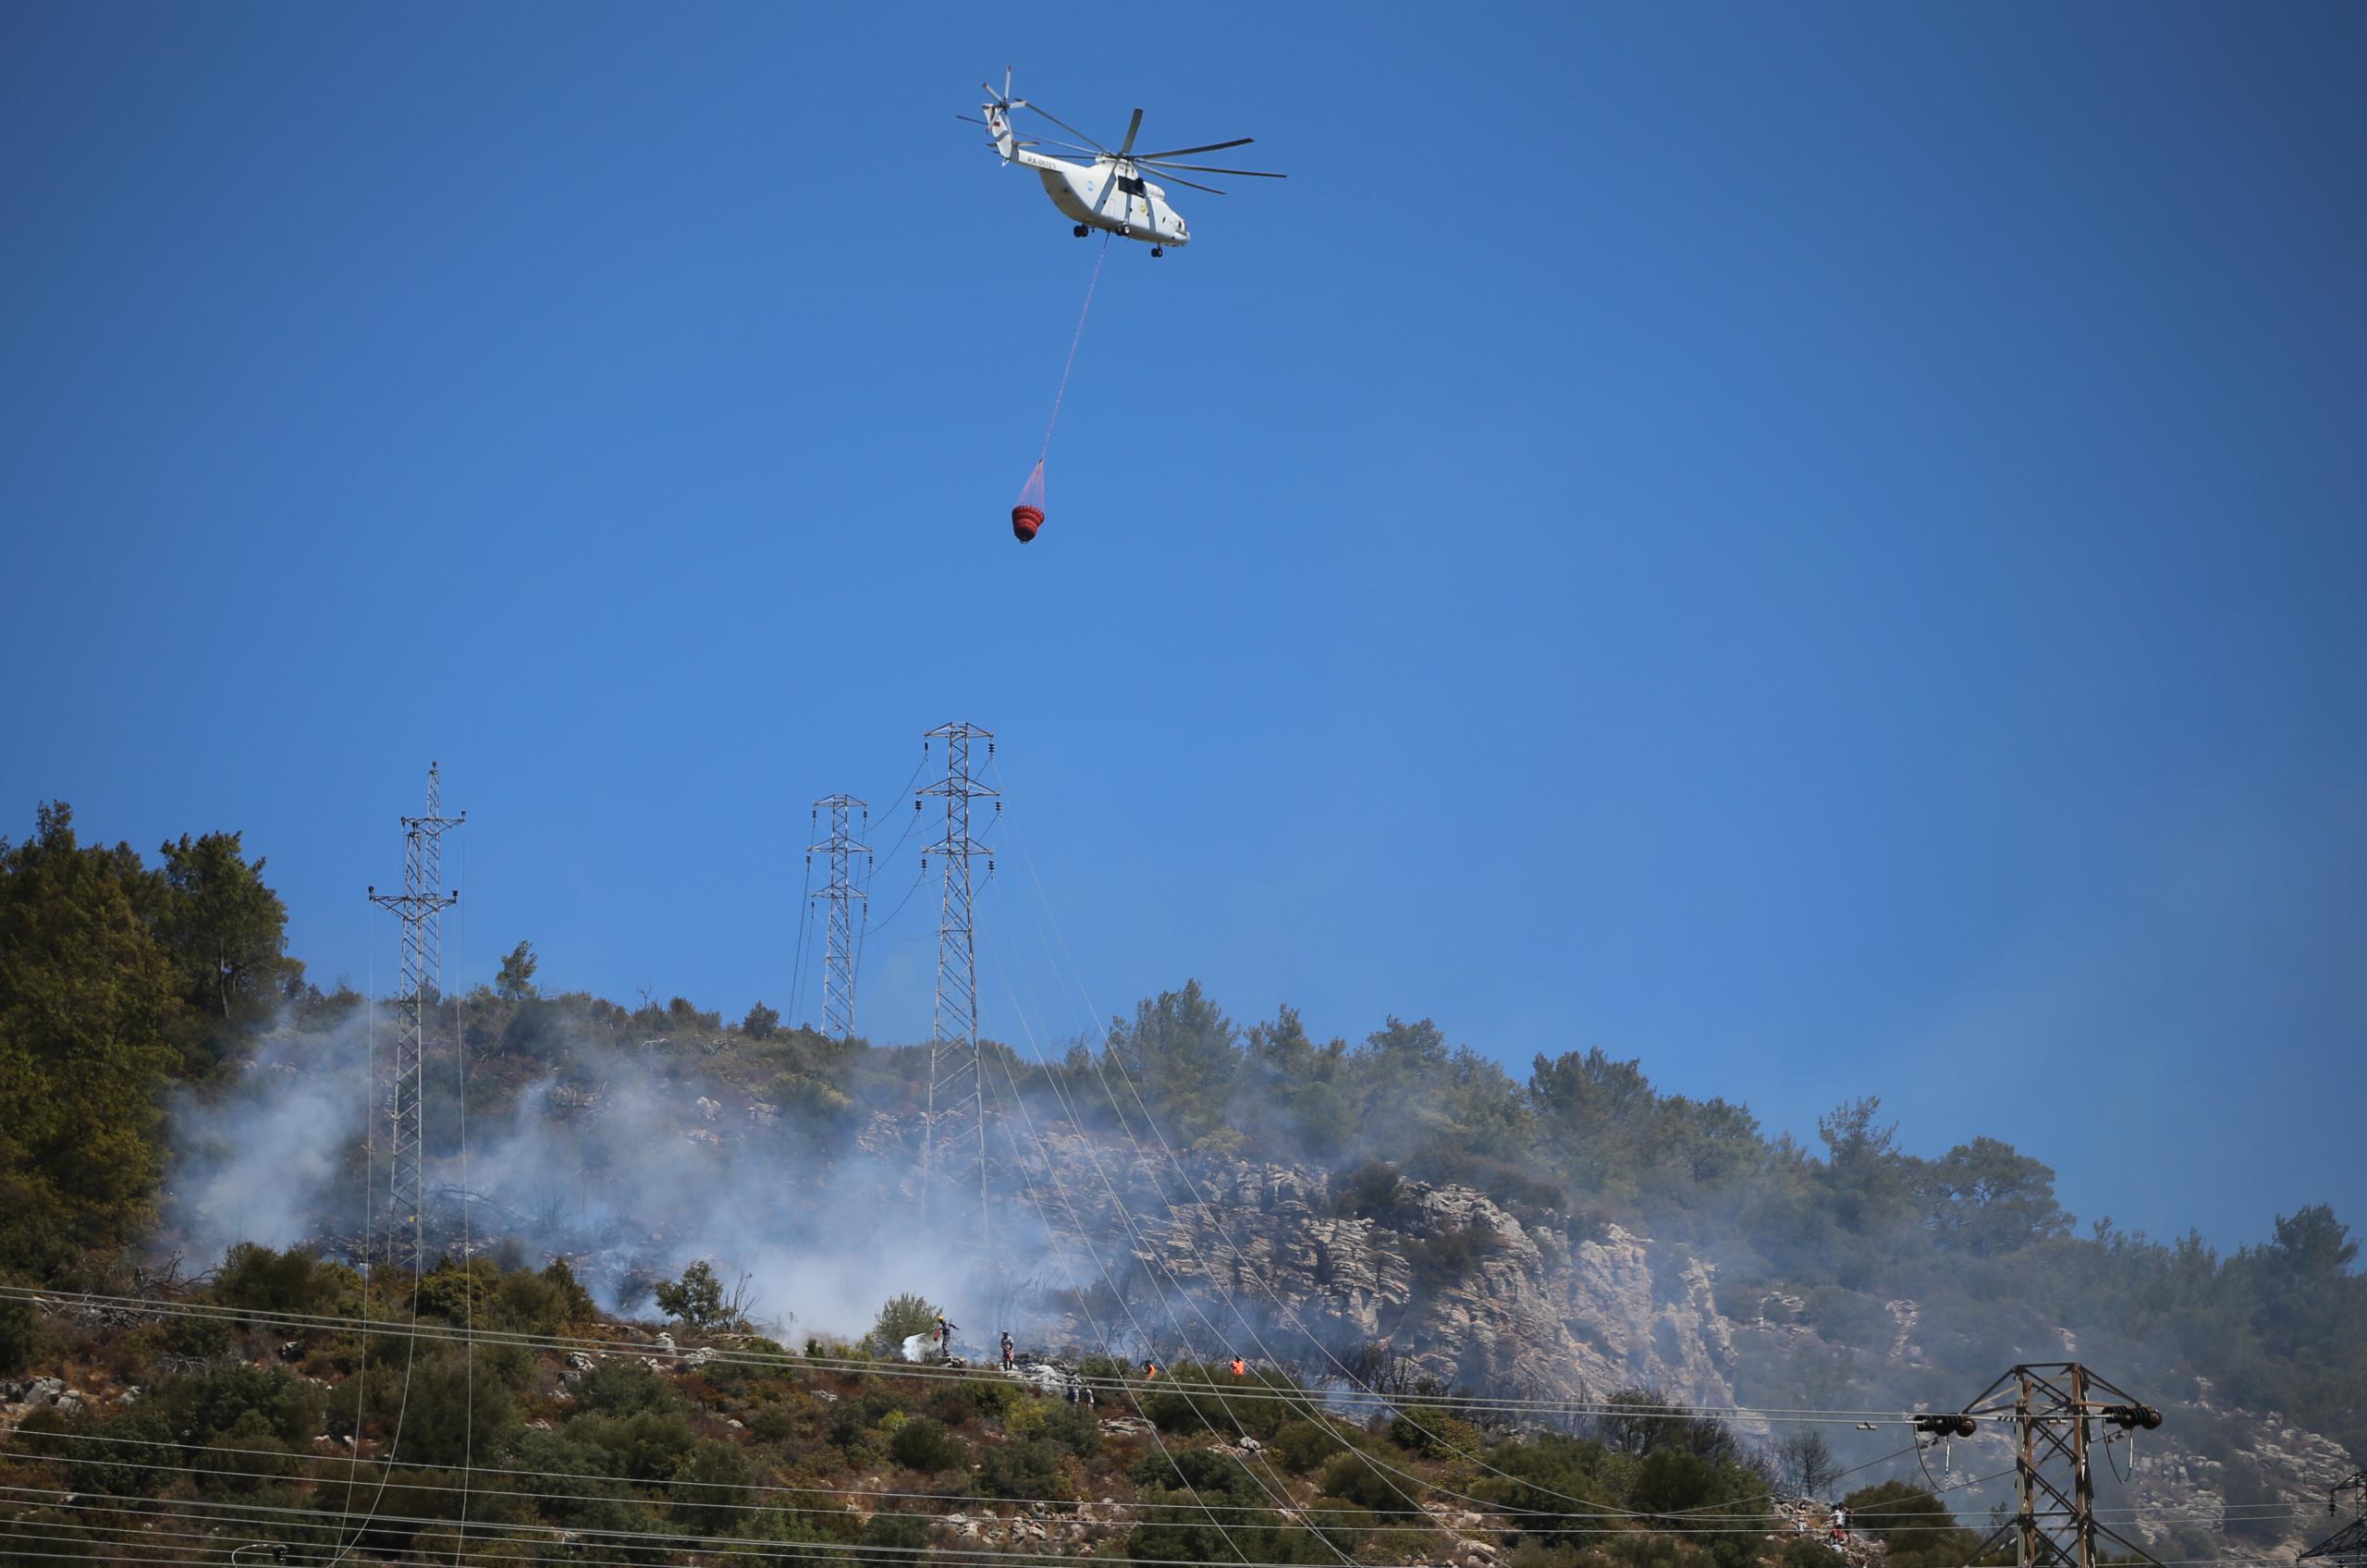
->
<box><xmin>1151</xmin><ymin>246</ymin><xmax>1164</xmax><ymax>258</ymax></box>
<box><xmin>1073</xmin><ymin>224</ymin><xmax>1088</xmax><ymax>238</ymax></box>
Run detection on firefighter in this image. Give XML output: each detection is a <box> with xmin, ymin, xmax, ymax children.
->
<box><xmin>934</xmin><ymin>1313</ymin><xmax>958</xmax><ymax>1355</ymax></box>
<box><xmin>1000</xmin><ymin>1330</ymin><xmax>1016</xmax><ymax>1370</ymax></box>
<box><xmin>1229</xmin><ymin>1356</ymin><xmax>1247</xmax><ymax>1378</ymax></box>
<box><xmin>1142</xmin><ymin>1359</ymin><xmax>1159</xmax><ymax>1380</ymax></box>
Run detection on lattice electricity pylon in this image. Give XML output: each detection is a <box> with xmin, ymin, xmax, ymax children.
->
<box><xmin>807</xmin><ymin>794</ymin><xmax>871</xmax><ymax>1042</ymax></box>
<box><xmin>917</xmin><ymin>721</ymin><xmax>998</xmax><ymax>1244</ymax></box>
<box><xmin>366</xmin><ymin>761</ymin><xmax>463</xmax><ymax>1264</ymax></box>
<box><xmin>1958</xmin><ymin>1364</ymin><xmax>2163</xmax><ymax>1568</ymax></box>
<box><xmin>2301</xmin><ymin>1471</ymin><xmax>2367</xmax><ymax>1568</ymax></box>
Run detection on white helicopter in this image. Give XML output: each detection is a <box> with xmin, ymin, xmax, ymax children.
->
<box><xmin>963</xmin><ymin>71</ymin><xmax>1284</xmax><ymax>256</ymax></box>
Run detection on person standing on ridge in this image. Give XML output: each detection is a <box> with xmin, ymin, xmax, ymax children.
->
<box><xmin>1229</xmin><ymin>1357</ymin><xmax>1247</xmax><ymax>1378</ymax></box>
<box><xmin>1000</xmin><ymin>1330</ymin><xmax>1016</xmax><ymax>1370</ymax></box>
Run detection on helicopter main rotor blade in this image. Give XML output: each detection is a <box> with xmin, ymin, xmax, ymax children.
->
<box><xmin>1136</xmin><ymin>159</ymin><xmax>1286</xmax><ymax>178</ymax></box>
<box><xmin>1145</xmin><ymin>169</ymin><xmax>1226</xmax><ymax>195</ymax></box>
<box><xmin>1116</xmin><ymin>108</ymin><xmax>1144</xmax><ymax>157</ymax></box>
<box><xmin>1019</xmin><ymin>101</ymin><xmax>1110</xmax><ymax>153</ymax></box>
<box><xmin>1133</xmin><ymin>137</ymin><xmax>1254</xmax><ymax>159</ymax></box>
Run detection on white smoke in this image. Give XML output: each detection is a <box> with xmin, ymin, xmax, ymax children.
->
<box><xmin>162</xmin><ymin>1012</ymin><xmax>370</xmax><ymax>1254</ymax></box>
<box><xmin>159</xmin><ymin>1006</ymin><xmax>1057</xmax><ymax>1348</ymax></box>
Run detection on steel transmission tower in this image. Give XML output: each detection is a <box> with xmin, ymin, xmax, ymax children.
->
<box><xmin>367</xmin><ymin>761</ymin><xmax>463</xmax><ymax>1263</ymax></box>
<box><xmin>807</xmin><ymin>794</ymin><xmax>871</xmax><ymax>1041</ymax></box>
<box><xmin>1958</xmin><ymin>1364</ymin><xmax>2162</xmax><ymax>1568</ymax></box>
<box><xmin>2300</xmin><ymin>1471</ymin><xmax>2367</xmax><ymax>1568</ymax></box>
<box><xmin>917</xmin><ymin>721</ymin><xmax>998</xmax><ymax>1243</ymax></box>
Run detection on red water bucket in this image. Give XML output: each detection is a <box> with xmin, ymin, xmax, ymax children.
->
<box><xmin>1011</xmin><ymin>459</ymin><xmax>1046</xmax><ymax>544</ymax></box>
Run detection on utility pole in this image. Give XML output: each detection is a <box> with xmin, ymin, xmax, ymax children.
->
<box><xmin>917</xmin><ymin>721</ymin><xmax>998</xmax><ymax>1247</ymax></box>
<box><xmin>367</xmin><ymin>761</ymin><xmax>463</xmax><ymax>1265</ymax></box>
<box><xmin>1957</xmin><ymin>1364</ymin><xmax>2162</xmax><ymax>1568</ymax></box>
<box><xmin>807</xmin><ymin>794</ymin><xmax>871</xmax><ymax>1042</ymax></box>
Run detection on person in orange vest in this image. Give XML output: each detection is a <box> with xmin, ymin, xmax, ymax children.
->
<box><xmin>1142</xmin><ymin>1359</ymin><xmax>1159</xmax><ymax>1379</ymax></box>
<box><xmin>1229</xmin><ymin>1357</ymin><xmax>1247</xmax><ymax>1378</ymax></box>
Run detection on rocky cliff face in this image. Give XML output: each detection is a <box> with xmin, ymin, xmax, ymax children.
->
<box><xmin>973</xmin><ymin>1124</ymin><xmax>2354</xmax><ymax>1560</ymax></box>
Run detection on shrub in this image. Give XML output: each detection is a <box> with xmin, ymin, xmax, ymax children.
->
<box><xmin>492</xmin><ymin>1259</ymin><xmax>595</xmax><ymax>1335</ymax></box>
<box><xmin>1390</xmin><ymin>1403</ymin><xmax>1482</xmax><ymax>1458</ymax></box>
<box><xmin>67</xmin><ymin>1409</ymin><xmax>178</xmax><ymax>1499</ymax></box>
<box><xmin>864</xmin><ymin>1292</ymin><xmax>939</xmax><ymax>1357</ymax></box>
<box><xmin>214</xmin><ymin>1243</ymin><xmax>337</xmax><ymax>1317</ymax></box>
<box><xmin>1273</xmin><ymin>1418</ymin><xmax>1349</xmax><ymax>1474</ymax></box>
<box><xmin>196</xmin><ymin>1408</ymin><xmax>293</xmax><ymax>1496</ymax></box>
<box><xmin>1332</xmin><ymin>1159</ymin><xmax>1405</xmax><ymax>1220</ymax></box>
<box><xmin>888</xmin><ymin>1415</ymin><xmax>966</xmax><ymax>1473</ymax></box>
<box><xmin>0</xmin><ymin>1286</ymin><xmax>36</xmax><ymax>1376</ymax></box>
<box><xmin>672</xmin><ymin>1439</ymin><xmax>754</xmax><ymax>1536</ymax></box>
<box><xmin>1320</xmin><ymin>1449</ymin><xmax>1420</xmax><ymax>1513</ymax></box>
<box><xmin>975</xmin><ymin>1436</ymin><xmax>1064</xmax><ymax>1499</ymax></box>
<box><xmin>858</xmin><ymin>1511</ymin><xmax>934</xmax><ymax>1567</ymax></box>
<box><xmin>566</xmin><ymin>1410</ymin><xmax>697</xmax><ymax>1482</ymax></box>
<box><xmin>576</xmin><ymin>1361</ymin><xmax>688</xmax><ymax>1418</ymax></box>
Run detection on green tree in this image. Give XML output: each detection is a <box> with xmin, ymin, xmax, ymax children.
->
<box><xmin>1919</xmin><ymin>1137</ymin><xmax>2072</xmax><ymax>1256</ymax></box>
<box><xmin>1107</xmin><ymin>980</ymin><xmax>1239</xmax><ymax>1145</ymax></box>
<box><xmin>671</xmin><ymin>1439</ymin><xmax>754</xmax><ymax>1536</ymax></box>
<box><xmin>152</xmin><ymin>828</ymin><xmax>299</xmax><ymax>1033</ymax></box>
<box><xmin>865</xmin><ymin>1292</ymin><xmax>940</xmax><ymax>1356</ymax></box>
<box><xmin>653</xmin><ymin>1260</ymin><xmax>729</xmax><ymax>1328</ymax></box>
<box><xmin>0</xmin><ymin>802</ymin><xmax>182</xmax><ymax>1271</ymax></box>
<box><xmin>495</xmin><ymin>940</ymin><xmax>539</xmax><ymax>1001</ymax></box>
<box><xmin>742</xmin><ymin>1001</ymin><xmax>780</xmax><ymax>1039</ymax></box>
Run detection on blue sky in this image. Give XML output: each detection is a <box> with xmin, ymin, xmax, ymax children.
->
<box><xmin>4</xmin><ymin>2</ymin><xmax>2361</xmax><ymax>1253</ymax></box>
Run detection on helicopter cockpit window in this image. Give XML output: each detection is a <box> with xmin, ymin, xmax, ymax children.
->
<box><xmin>1117</xmin><ymin>175</ymin><xmax>1146</xmax><ymax>195</ymax></box>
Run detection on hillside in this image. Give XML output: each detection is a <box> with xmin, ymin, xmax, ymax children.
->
<box><xmin>4</xmin><ymin>803</ymin><xmax>2362</xmax><ymax>1563</ymax></box>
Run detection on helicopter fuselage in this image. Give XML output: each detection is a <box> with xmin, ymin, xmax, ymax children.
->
<box><xmin>1034</xmin><ymin>159</ymin><xmax>1190</xmax><ymax>247</ymax></box>
<box><xmin>981</xmin><ymin>104</ymin><xmax>1190</xmax><ymax>248</ymax></box>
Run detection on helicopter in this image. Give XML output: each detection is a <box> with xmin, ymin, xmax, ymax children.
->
<box><xmin>963</xmin><ymin>71</ymin><xmax>1285</xmax><ymax>256</ymax></box>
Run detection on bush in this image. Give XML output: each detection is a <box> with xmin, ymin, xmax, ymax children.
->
<box><xmin>865</xmin><ymin>1292</ymin><xmax>939</xmax><ymax>1357</ymax></box>
<box><xmin>67</xmin><ymin>1409</ymin><xmax>178</xmax><ymax>1499</ymax></box>
<box><xmin>166</xmin><ymin>1363</ymin><xmax>311</xmax><ymax>1447</ymax></box>
<box><xmin>1320</xmin><ymin>1449</ymin><xmax>1420</xmax><ymax>1513</ymax></box>
<box><xmin>576</xmin><ymin>1360</ymin><xmax>688</xmax><ymax>1418</ymax></box>
<box><xmin>0</xmin><ymin>1286</ymin><xmax>36</xmax><ymax>1376</ymax></box>
<box><xmin>1405</xmin><ymin>1220</ymin><xmax>1502</xmax><ymax>1287</ymax></box>
<box><xmin>1840</xmin><ymin>1481</ymin><xmax>1985</xmax><ymax>1568</ymax></box>
<box><xmin>672</xmin><ymin>1439</ymin><xmax>754</xmax><ymax>1536</ymax></box>
<box><xmin>196</xmin><ymin>1408</ymin><xmax>293</xmax><ymax>1495</ymax></box>
<box><xmin>215</xmin><ymin>1243</ymin><xmax>337</xmax><ymax>1317</ymax></box>
<box><xmin>888</xmin><ymin>1415</ymin><xmax>966</xmax><ymax>1473</ymax></box>
<box><xmin>858</xmin><ymin>1511</ymin><xmax>934</xmax><ymax>1567</ymax></box>
<box><xmin>566</xmin><ymin>1410</ymin><xmax>697</xmax><ymax>1482</ymax></box>
<box><xmin>1390</xmin><ymin>1403</ymin><xmax>1482</xmax><ymax>1458</ymax></box>
<box><xmin>975</xmin><ymin>1436</ymin><xmax>1064</xmax><ymax>1499</ymax></box>
<box><xmin>1332</xmin><ymin>1158</ymin><xmax>1405</xmax><ymax>1220</ymax></box>
<box><xmin>397</xmin><ymin>1344</ymin><xmax>516</xmax><ymax>1468</ymax></box>
<box><xmin>1273</xmin><ymin>1418</ymin><xmax>1349</xmax><ymax>1473</ymax></box>
<box><xmin>492</xmin><ymin>1258</ymin><xmax>595</xmax><ymax>1335</ymax></box>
